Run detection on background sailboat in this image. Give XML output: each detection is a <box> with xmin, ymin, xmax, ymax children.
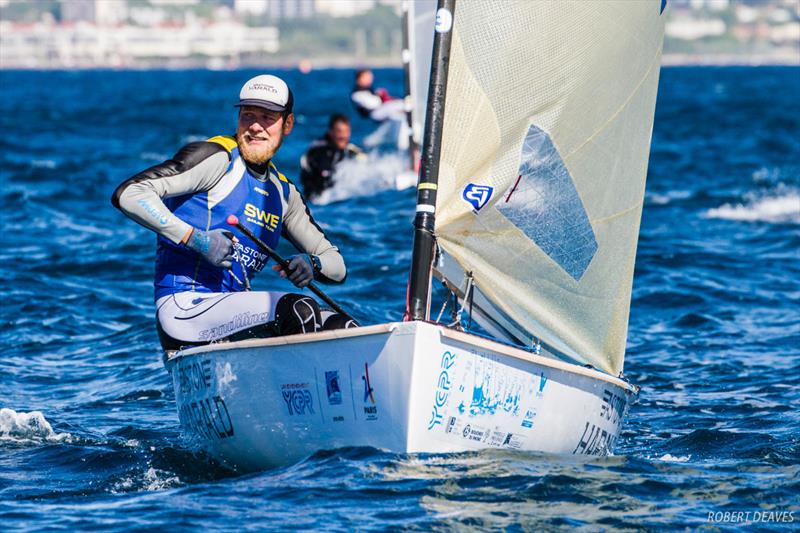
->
<box><xmin>403</xmin><ymin>0</ymin><xmax>436</xmax><ymax>163</ymax></box>
<box><xmin>164</xmin><ymin>0</ymin><xmax>666</xmax><ymax>471</ymax></box>
<box><xmin>318</xmin><ymin>0</ymin><xmax>436</xmax><ymax>199</ymax></box>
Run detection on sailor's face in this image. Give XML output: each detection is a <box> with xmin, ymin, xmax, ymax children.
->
<box><xmin>236</xmin><ymin>106</ymin><xmax>294</xmax><ymax>165</ymax></box>
<box><xmin>329</xmin><ymin>121</ymin><xmax>351</xmax><ymax>151</ymax></box>
<box><xmin>357</xmin><ymin>71</ymin><xmax>373</xmax><ymax>88</ymax></box>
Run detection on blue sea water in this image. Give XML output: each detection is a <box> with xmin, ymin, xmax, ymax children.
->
<box><xmin>1</xmin><ymin>67</ymin><xmax>798</xmax><ymax>530</ymax></box>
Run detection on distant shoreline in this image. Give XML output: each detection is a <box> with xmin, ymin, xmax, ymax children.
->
<box><xmin>661</xmin><ymin>52</ymin><xmax>799</xmax><ymax>67</ymax></box>
<box><xmin>1</xmin><ymin>53</ymin><xmax>797</xmax><ymax>71</ymax></box>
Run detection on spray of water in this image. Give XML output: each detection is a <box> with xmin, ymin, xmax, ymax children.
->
<box><xmin>312</xmin><ymin>152</ymin><xmax>417</xmax><ymax>205</ymax></box>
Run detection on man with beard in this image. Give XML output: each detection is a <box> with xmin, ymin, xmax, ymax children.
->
<box><xmin>112</xmin><ymin>74</ymin><xmax>354</xmax><ymax>351</ymax></box>
<box><xmin>300</xmin><ymin>113</ymin><xmax>364</xmax><ymax>202</ymax></box>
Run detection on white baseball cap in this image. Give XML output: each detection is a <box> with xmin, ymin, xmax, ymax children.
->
<box><xmin>235</xmin><ymin>74</ymin><xmax>294</xmax><ymax>113</ymax></box>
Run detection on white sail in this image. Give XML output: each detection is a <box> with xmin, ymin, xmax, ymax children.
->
<box><xmin>407</xmin><ymin>0</ymin><xmax>437</xmax><ymax>146</ymax></box>
<box><xmin>432</xmin><ymin>1</ymin><xmax>666</xmax><ymax>375</ymax></box>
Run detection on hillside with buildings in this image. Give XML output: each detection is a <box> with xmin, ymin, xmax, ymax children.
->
<box><xmin>664</xmin><ymin>0</ymin><xmax>798</xmax><ymax>64</ymax></box>
<box><xmin>0</xmin><ymin>0</ymin><xmax>797</xmax><ymax>69</ymax></box>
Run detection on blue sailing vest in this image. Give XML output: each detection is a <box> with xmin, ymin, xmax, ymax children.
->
<box><xmin>154</xmin><ymin>137</ymin><xmax>291</xmax><ymax>300</ymax></box>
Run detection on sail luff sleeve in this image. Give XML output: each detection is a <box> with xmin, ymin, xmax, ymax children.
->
<box><xmin>406</xmin><ymin>0</ymin><xmax>457</xmax><ymax>322</ymax></box>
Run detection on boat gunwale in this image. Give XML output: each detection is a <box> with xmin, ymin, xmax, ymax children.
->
<box><xmin>166</xmin><ymin>321</ymin><xmax>636</xmax><ymax>393</ymax></box>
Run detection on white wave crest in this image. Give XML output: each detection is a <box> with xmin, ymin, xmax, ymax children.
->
<box><xmin>705</xmin><ymin>192</ymin><xmax>800</xmax><ymax>224</ymax></box>
<box><xmin>312</xmin><ymin>152</ymin><xmax>416</xmax><ymax>205</ymax></box>
<box><xmin>0</xmin><ymin>408</ymin><xmax>72</xmax><ymax>444</ymax></box>
<box><xmin>31</xmin><ymin>159</ymin><xmax>57</xmax><ymax>169</ymax></box>
<box><xmin>647</xmin><ymin>190</ymin><xmax>692</xmax><ymax>205</ymax></box>
<box><xmin>658</xmin><ymin>453</ymin><xmax>691</xmax><ymax>463</ymax></box>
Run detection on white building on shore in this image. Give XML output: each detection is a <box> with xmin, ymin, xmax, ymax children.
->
<box><xmin>0</xmin><ymin>18</ymin><xmax>279</xmax><ymax>68</ymax></box>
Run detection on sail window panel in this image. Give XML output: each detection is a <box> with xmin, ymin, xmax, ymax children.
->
<box><xmin>497</xmin><ymin>125</ymin><xmax>598</xmax><ymax>281</ymax></box>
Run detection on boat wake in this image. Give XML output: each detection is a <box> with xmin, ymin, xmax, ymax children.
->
<box><xmin>312</xmin><ymin>152</ymin><xmax>415</xmax><ymax>205</ymax></box>
<box><xmin>705</xmin><ymin>187</ymin><xmax>799</xmax><ymax>224</ymax></box>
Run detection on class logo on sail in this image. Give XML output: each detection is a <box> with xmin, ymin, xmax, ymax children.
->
<box><xmin>462</xmin><ymin>184</ymin><xmax>494</xmax><ymax>212</ymax></box>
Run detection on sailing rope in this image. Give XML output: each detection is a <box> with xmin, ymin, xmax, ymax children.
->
<box><xmin>434</xmin><ymin>281</ymin><xmax>450</xmax><ymax>324</ymax></box>
<box><xmin>449</xmin><ymin>272</ymin><xmax>473</xmax><ymax>329</ymax></box>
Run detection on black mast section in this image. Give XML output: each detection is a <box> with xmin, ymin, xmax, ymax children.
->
<box><xmin>405</xmin><ymin>0</ymin><xmax>456</xmax><ymax>321</ymax></box>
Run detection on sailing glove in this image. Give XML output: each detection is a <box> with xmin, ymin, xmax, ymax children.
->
<box><xmin>274</xmin><ymin>254</ymin><xmax>315</xmax><ymax>288</ymax></box>
<box><xmin>188</xmin><ymin>228</ymin><xmax>235</xmax><ymax>269</ymax></box>
<box><xmin>376</xmin><ymin>88</ymin><xmax>391</xmax><ymax>102</ymax></box>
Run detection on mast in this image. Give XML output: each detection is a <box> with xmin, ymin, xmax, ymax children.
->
<box><xmin>400</xmin><ymin>0</ymin><xmax>418</xmax><ymax>170</ymax></box>
<box><xmin>405</xmin><ymin>0</ymin><xmax>456</xmax><ymax>321</ymax></box>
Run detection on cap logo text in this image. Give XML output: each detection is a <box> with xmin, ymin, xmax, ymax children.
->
<box><xmin>250</xmin><ymin>83</ymin><xmax>278</xmax><ymax>94</ymax></box>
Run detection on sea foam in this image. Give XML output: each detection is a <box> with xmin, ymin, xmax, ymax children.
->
<box><xmin>0</xmin><ymin>408</ymin><xmax>72</xmax><ymax>444</ymax></box>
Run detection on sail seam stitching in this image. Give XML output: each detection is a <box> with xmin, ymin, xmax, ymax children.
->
<box><xmin>591</xmin><ymin>201</ymin><xmax>641</xmax><ymax>225</ymax></box>
<box><xmin>565</xmin><ymin>41</ymin><xmax>663</xmax><ymax>158</ymax></box>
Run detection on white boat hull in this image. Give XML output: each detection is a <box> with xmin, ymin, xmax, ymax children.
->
<box><xmin>165</xmin><ymin>321</ymin><xmax>635</xmax><ymax>472</ymax></box>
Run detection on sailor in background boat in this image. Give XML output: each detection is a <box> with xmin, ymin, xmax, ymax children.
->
<box><xmin>112</xmin><ymin>74</ymin><xmax>355</xmax><ymax>351</ymax></box>
<box><xmin>299</xmin><ymin>113</ymin><xmax>365</xmax><ymax>202</ymax></box>
<box><xmin>350</xmin><ymin>68</ymin><xmax>406</xmax><ymax>123</ymax></box>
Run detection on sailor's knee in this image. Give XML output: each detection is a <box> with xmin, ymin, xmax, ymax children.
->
<box><xmin>321</xmin><ymin>312</ymin><xmax>358</xmax><ymax>331</ymax></box>
<box><xmin>275</xmin><ymin>293</ymin><xmax>322</xmax><ymax>335</ymax></box>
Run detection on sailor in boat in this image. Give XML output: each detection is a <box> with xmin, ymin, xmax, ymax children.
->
<box><xmin>111</xmin><ymin>74</ymin><xmax>354</xmax><ymax>351</ymax></box>
<box><xmin>350</xmin><ymin>68</ymin><xmax>406</xmax><ymax>123</ymax></box>
<box><xmin>299</xmin><ymin>113</ymin><xmax>365</xmax><ymax>202</ymax></box>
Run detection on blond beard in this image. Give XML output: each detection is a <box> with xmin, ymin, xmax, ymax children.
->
<box><xmin>237</xmin><ymin>131</ymin><xmax>283</xmax><ymax>165</ymax></box>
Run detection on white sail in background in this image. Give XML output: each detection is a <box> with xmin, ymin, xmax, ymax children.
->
<box><xmin>433</xmin><ymin>1</ymin><xmax>666</xmax><ymax>375</ymax></box>
<box><xmin>407</xmin><ymin>0</ymin><xmax>437</xmax><ymax>146</ymax></box>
